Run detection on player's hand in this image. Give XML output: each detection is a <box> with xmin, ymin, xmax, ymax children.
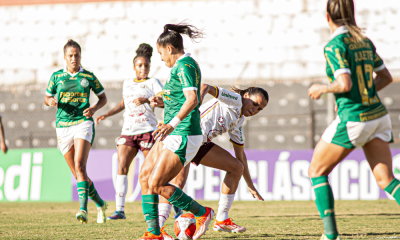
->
<box><xmin>308</xmin><ymin>84</ymin><xmax>324</xmax><ymax>100</ymax></box>
<box><xmin>95</xmin><ymin>115</ymin><xmax>107</xmax><ymax>124</ymax></box>
<box><xmin>83</xmin><ymin>107</ymin><xmax>97</xmax><ymax>119</ymax></box>
<box><xmin>248</xmin><ymin>185</ymin><xmax>264</xmax><ymax>201</ymax></box>
<box><xmin>152</xmin><ymin>123</ymin><xmax>174</xmax><ymax>141</ymax></box>
<box><xmin>1</xmin><ymin>141</ymin><xmax>8</xmax><ymax>154</ymax></box>
<box><xmin>133</xmin><ymin>97</ymin><xmax>149</xmax><ymax>106</ymax></box>
<box><xmin>149</xmin><ymin>96</ymin><xmax>164</xmax><ymax>108</ymax></box>
<box><xmin>47</xmin><ymin>97</ymin><xmax>57</xmax><ymax>107</ymax></box>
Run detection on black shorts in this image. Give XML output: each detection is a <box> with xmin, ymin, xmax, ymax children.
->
<box><xmin>191</xmin><ymin>142</ymin><xmax>216</xmax><ymax>166</ymax></box>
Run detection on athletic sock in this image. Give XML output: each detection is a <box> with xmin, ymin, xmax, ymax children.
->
<box><xmin>158</xmin><ymin>203</ymin><xmax>172</xmax><ymax>228</ymax></box>
<box><xmin>384</xmin><ymin>178</ymin><xmax>400</xmax><ymax>205</ymax></box>
<box><xmin>115</xmin><ymin>175</ymin><xmax>128</xmax><ymax>212</ymax></box>
<box><xmin>89</xmin><ymin>182</ymin><xmax>104</xmax><ymax>208</ymax></box>
<box><xmin>216</xmin><ymin>193</ymin><xmax>235</xmax><ymax>221</ymax></box>
<box><xmin>142</xmin><ymin>194</ymin><xmax>160</xmax><ymax>236</ymax></box>
<box><xmin>168</xmin><ymin>187</ymin><xmax>206</xmax><ymax>217</ymax></box>
<box><xmin>311</xmin><ymin>176</ymin><xmax>338</xmax><ymax>240</ymax></box>
<box><xmin>77</xmin><ymin>181</ymin><xmax>89</xmax><ymax>212</ymax></box>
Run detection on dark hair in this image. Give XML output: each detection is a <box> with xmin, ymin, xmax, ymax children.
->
<box><xmin>133</xmin><ymin>43</ymin><xmax>153</xmax><ymax>65</ymax></box>
<box><xmin>231</xmin><ymin>86</ymin><xmax>269</xmax><ymax>103</ymax></box>
<box><xmin>63</xmin><ymin>39</ymin><xmax>81</xmax><ymax>54</ymax></box>
<box><xmin>327</xmin><ymin>0</ymin><xmax>364</xmax><ymax>42</ymax></box>
<box><xmin>157</xmin><ymin>23</ymin><xmax>204</xmax><ymax>50</ymax></box>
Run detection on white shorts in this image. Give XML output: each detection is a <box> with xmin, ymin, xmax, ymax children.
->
<box><xmin>162</xmin><ymin>135</ymin><xmax>203</xmax><ymax>166</ymax></box>
<box><xmin>56</xmin><ymin>120</ymin><xmax>95</xmax><ymax>155</ymax></box>
<box><xmin>322</xmin><ymin>114</ymin><xmax>393</xmax><ymax>149</ymax></box>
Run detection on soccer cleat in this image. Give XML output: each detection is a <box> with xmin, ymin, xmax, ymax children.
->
<box><xmin>107</xmin><ymin>210</ymin><xmax>126</xmax><ymax>220</ymax></box>
<box><xmin>212</xmin><ymin>218</ymin><xmax>246</xmax><ymax>233</ymax></box>
<box><xmin>97</xmin><ymin>201</ymin><xmax>108</xmax><ymax>223</ymax></box>
<box><xmin>193</xmin><ymin>207</ymin><xmax>215</xmax><ymax>240</ymax></box>
<box><xmin>160</xmin><ymin>226</ymin><xmax>174</xmax><ymax>240</ymax></box>
<box><xmin>320</xmin><ymin>234</ymin><xmax>341</xmax><ymax>240</ymax></box>
<box><xmin>173</xmin><ymin>206</ymin><xmax>183</xmax><ymax>219</ymax></box>
<box><xmin>136</xmin><ymin>231</ymin><xmax>164</xmax><ymax>240</ymax></box>
<box><xmin>76</xmin><ymin>210</ymin><xmax>88</xmax><ymax>224</ymax></box>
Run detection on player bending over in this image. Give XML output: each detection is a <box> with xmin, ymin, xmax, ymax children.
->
<box><xmin>308</xmin><ymin>0</ymin><xmax>397</xmax><ymax>239</ymax></box>
<box><xmin>95</xmin><ymin>43</ymin><xmax>163</xmax><ymax>220</ymax></box>
<box><xmin>44</xmin><ymin>40</ymin><xmax>108</xmax><ymax>224</ymax></box>
<box><xmin>151</xmin><ymin>84</ymin><xmax>268</xmax><ymax>234</ymax></box>
<box><xmin>136</xmin><ymin>23</ymin><xmax>214</xmax><ymax>240</ymax></box>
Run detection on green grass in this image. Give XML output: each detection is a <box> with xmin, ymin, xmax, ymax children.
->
<box><xmin>0</xmin><ymin>200</ymin><xmax>399</xmax><ymax>239</ymax></box>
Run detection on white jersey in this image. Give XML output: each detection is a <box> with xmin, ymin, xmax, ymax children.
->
<box><xmin>121</xmin><ymin>78</ymin><xmax>163</xmax><ymax>136</ymax></box>
<box><xmin>199</xmin><ymin>87</ymin><xmax>244</xmax><ymax>147</ymax></box>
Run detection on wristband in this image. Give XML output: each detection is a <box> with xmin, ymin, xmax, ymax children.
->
<box><xmin>168</xmin><ymin>116</ymin><xmax>181</xmax><ymax>128</ymax></box>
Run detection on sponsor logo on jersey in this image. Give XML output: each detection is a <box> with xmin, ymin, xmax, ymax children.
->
<box><xmin>55</xmin><ymin>73</ymin><xmax>68</xmax><ymax>79</ymax></box>
<box><xmin>117</xmin><ymin>137</ymin><xmax>126</xmax><ymax>145</ymax></box>
<box><xmin>80</xmin><ymin>78</ymin><xmax>89</xmax><ymax>88</ymax></box>
<box><xmin>325</xmin><ymin>45</ymin><xmax>333</xmax><ymax>52</ymax></box>
<box><xmin>221</xmin><ymin>92</ymin><xmax>238</xmax><ymax>100</ymax></box>
<box><xmin>79</xmin><ymin>73</ymin><xmax>93</xmax><ymax>78</ymax></box>
<box><xmin>69</xmin><ymin>77</ymin><xmax>77</xmax><ymax>80</ymax></box>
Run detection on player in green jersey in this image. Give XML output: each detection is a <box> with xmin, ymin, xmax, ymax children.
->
<box><xmin>136</xmin><ymin>23</ymin><xmax>213</xmax><ymax>240</ymax></box>
<box><xmin>307</xmin><ymin>1</ymin><xmax>397</xmax><ymax>239</ymax></box>
<box><xmin>44</xmin><ymin>40</ymin><xmax>108</xmax><ymax>224</ymax></box>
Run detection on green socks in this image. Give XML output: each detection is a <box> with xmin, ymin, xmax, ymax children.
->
<box><xmin>168</xmin><ymin>187</ymin><xmax>206</xmax><ymax>217</ymax></box>
<box><xmin>77</xmin><ymin>181</ymin><xmax>89</xmax><ymax>212</ymax></box>
<box><xmin>311</xmin><ymin>176</ymin><xmax>338</xmax><ymax>240</ymax></box>
<box><xmin>384</xmin><ymin>178</ymin><xmax>400</xmax><ymax>205</ymax></box>
<box><xmin>142</xmin><ymin>194</ymin><xmax>161</xmax><ymax>236</ymax></box>
<box><xmin>89</xmin><ymin>182</ymin><xmax>104</xmax><ymax>208</ymax></box>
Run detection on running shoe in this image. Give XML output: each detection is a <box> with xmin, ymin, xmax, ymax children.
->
<box><xmin>212</xmin><ymin>218</ymin><xmax>246</xmax><ymax>233</ymax></box>
<box><xmin>76</xmin><ymin>210</ymin><xmax>88</xmax><ymax>224</ymax></box>
<box><xmin>160</xmin><ymin>226</ymin><xmax>174</xmax><ymax>240</ymax></box>
<box><xmin>107</xmin><ymin>210</ymin><xmax>126</xmax><ymax>220</ymax></box>
<box><xmin>136</xmin><ymin>231</ymin><xmax>164</xmax><ymax>240</ymax></box>
<box><xmin>173</xmin><ymin>206</ymin><xmax>183</xmax><ymax>219</ymax></box>
<box><xmin>193</xmin><ymin>207</ymin><xmax>215</xmax><ymax>240</ymax></box>
<box><xmin>97</xmin><ymin>201</ymin><xmax>108</xmax><ymax>223</ymax></box>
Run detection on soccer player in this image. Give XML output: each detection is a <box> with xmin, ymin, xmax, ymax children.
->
<box><xmin>0</xmin><ymin>113</ymin><xmax>8</xmax><ymax>154</ymax></box>
<box><xmin>44</xmin><ymin>39</ymin><xmax>108</xmax><ymax>224</ymax></box>
<box><xmin>137</xmin><ymin>23</ymin><xmax>214</xmax><ymax>240</ymax></box>
<box><xmin>307</xmin><ymin>1</ymin><xmax>397</xmax><ymax>239</ymax></box>
<box><xmin>151</xmin><ymin>84</ymin><xmax>268</xmax><ymax>233</ymax></box>
<box><xmin>95</xmin><ymin>43</ymin><xmax>163</xmax><ymax>220</ymax></box>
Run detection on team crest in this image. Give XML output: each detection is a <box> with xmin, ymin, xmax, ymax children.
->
<box><xmin>80</xmin><ymin>78</ymin><xmax>89</xmax><ymax>88</ymax></box>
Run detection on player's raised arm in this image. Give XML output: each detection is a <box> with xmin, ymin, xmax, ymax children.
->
<box><xmin>95</xmin><ymin>97</ymin><xmax>124</xmax><ymax>124</ymax></box>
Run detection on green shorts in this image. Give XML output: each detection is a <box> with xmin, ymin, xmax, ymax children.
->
<box><xmin>161</xmin><ymin>135</ymin><xmax>203</xmax><ymax>166</ymax></box>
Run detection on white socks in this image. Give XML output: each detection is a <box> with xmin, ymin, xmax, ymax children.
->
<box><xmin>158</xmin><ymin>203</ymin><xmax>172</xmax><ymax>228</ymax></box>
<box><xmin>115</xmin><ymin>175</ymin><xmax>128</xmax><ymax>212</ymax></box>
<box><xmin>216</xmin><ymin>193</ymin><xmax>235</xmax><ymax>221</ymax></box>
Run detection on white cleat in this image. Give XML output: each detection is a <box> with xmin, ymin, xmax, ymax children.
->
<box><xmin>97</xmin><ymin>201</ymin><xmax>108</xmax><ymax>223</ymax></box>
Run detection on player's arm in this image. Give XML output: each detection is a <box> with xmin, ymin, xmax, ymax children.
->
<box><xmin>232</xmin><ymin>145</ymin><xmax>263</xmax><ymax>201</ymax></box>
<box><xmin>0</xmin><ymin>115</ymin><xmax>8</xmax><ymax>154</ymax></box>
<box><xmin>44</xmin><ymin>74</ymin><xmax>57</xmax><ymax>107</ymax></box>
<box><xmin>83</xmin><ymin>92</ymin><xmax>107</xmax><ymax>119</ymax></box>
<box><xmin>374</xmin><ymin>68</ymin><xmax>393</xmax><ymax>91</ymax></box>
<box><xmin>95</xmin><ymin>97</ymin><xmax>124</xmax><ymax>124</ymax></box>
<box><xmin>149</xmin><ymin>94</ymin><xmax>164</xmax><ymax>108</ymax></box>
<box><xmin>200</xmin><ymin>83</ymin><xmax>217</xmax><ymax>104</ymax></box>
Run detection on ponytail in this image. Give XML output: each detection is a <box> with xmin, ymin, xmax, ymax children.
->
<box><xmin>231</xmin><ymin>86</ymin><xmax>269</xmax><ymax>103</ymax></box>
<box><xmin>157</xmin><ymin>22</ymin><xmax>204</xmax><ymax>50</ymax></box>
<box><xmin>327</xmin><ymin>0</ymin><xmax>365</xmax><ymax>42</ymax></box>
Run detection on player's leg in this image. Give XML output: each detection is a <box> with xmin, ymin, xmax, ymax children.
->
<box><xmin>308</xmin><ymin>140</ymin><xmax>353</xmax><ymax>240</ymax></box>
<box><xmin>363</xmin><ymin>138</ymin><xmax>400</xmax><ymax>203</ymax></box>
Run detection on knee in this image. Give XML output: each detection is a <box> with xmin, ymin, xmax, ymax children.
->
<box><xmin>226</xmin><ymin>159</ymin><xmax>243</xmax><ymax>177</ymax></box>
<box><xmin>148</xmin><ymin>180</ymin><xmax>161</xmax><ymax>195</ymax></box>
<box><xmin>139</xmin><ymin>168</ymin><xmax>150</xmax><ymax>186</ymax></box>
<box><xmin>308</xmin><ymin>164</ymin><xmax>325</xmax><ymax>178</ymax></box>
<box><xmin>235</xmin><ymin>161</ymin><xmax>244</xmax><ymax>176</ymax></box>
<box><xmin>74</xmin><ymin>165</ymin><xmax>86</xmax><ymax>175</ymax></box>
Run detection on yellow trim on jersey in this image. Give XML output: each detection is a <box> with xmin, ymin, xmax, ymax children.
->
<box><xmin>213</xmin><ymin>86</ymin><xmax>219</xmax><ymax>98</ymax></box>
<box><xmin>156</xmin><ymin>92</ymin><xmax>163</xmax><ymax>96</ymax></box>
<box><xmin>230</xmin><ymin>139</ymin><xmax>244</xmax><ymax>147</ymax></box>
<box><xmin>134</xmin><ymin>78</ymin><xmax>149</xmax><ymax>83</ymax></box>
<box><xmin>200</xmin><ymin>102</ymin><xmax>219</xmax><ymax>119</ymax></box>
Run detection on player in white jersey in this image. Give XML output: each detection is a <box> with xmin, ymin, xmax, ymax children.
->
<box><xmin>95</xmin><ymin>44</ymin><xmax>163</xmax><ymax>220</ymax></box>
<box><xmin>151</xmin><ymin>84</ymin><xmax>269</xmax><ymax>233</ymax></box>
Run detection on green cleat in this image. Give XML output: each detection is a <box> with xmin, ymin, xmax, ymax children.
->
<box><xmin>320</xmin><ymin>234</ymin><xmax>341</xmax><ymax>240</ymax></box>
<box><xmin>97</xmin><ymin>201</ymin><xmax>108</xmax><ymax>223</ymax></box>
<box><xmin>76</xmin><ymin>210</ymin><xmax>88</xmax><ymax>224</ymax></box>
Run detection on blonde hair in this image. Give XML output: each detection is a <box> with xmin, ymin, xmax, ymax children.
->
<box><xmin>327</xmin><ymin>0</ymin><xmax>365</xmax><ymax>42</ymax></box>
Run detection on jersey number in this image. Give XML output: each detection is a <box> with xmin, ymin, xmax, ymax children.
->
<box><xmin>356</xmin><ymin>64</ymin><xmax>375</xmax><ymax>106</ymax></box>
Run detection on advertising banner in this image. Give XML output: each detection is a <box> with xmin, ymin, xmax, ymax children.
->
<box><xmin>80</xmin><ymin>149</ymin><xmax>400</xmax><ymax>202</ymax></box>
<box><xmin>0</xmin><ymin>148</ymin><xmax>71</xmax><ymax>202</ymax></box>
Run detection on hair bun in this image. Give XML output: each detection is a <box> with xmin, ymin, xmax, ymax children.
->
<box><xmin>136</xmin><ymin>43</ymin><xmax>153</xmax><ymax>59</ymax></box>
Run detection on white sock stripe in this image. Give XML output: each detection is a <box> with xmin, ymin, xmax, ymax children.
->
<box><xmin>313</xmin><ymin>182</ymin><xmax>329</xmax><ymax>190</ymax></box>
<box><xmin>391</xmin><ymin>183</ymin><xmax>400</xmax><ymax>197</ymax></box>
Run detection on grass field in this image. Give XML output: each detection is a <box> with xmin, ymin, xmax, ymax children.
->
<box><xmin>1</xmin><ymin>200</ymin><xmax>399</xmax><ymax>239</ymax></box>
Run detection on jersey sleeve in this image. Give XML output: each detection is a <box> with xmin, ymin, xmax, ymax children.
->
<box><xmin>373</xmin><ymin>51</ymin><xmax>385</xmax><ymax>72</ymax></box>
<box><xmin>229</xmin><ymin>118</ymin><xmax>245</xmax><ymax>147</ymax></box>
<box><xmin>177</xmin><ymin>62</ymin><xmax>199</xmax><ymax>92</ymax></box>
<box><xmin>46</xmin><ymin>74</ymin><xmax>57</xmax><ymax>96</ymax></box>
<box><xmin>215</xmin><ymin>87</ymin><xmax>242</xmax><ymax>108</ymax></box>
<box><xmin>324</xmin><ymin>43</ymin><xmax>350</xmax><ymax>79</ymax></box>
<box><xmin>90</xmin><ymin>75</ymin><xmax>105</xmax><ymax>96</ymax></box>
<box><xmin>152</xmin><ymin>79</ymin><xmax>164</xmax><ymax>96</ymax></box>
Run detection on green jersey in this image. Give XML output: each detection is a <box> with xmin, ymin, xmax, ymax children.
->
<box><xmin>162</xmin><ymin>53</ymin><xmax>202</xmax><ymax>135</ymax></box>
<box><xmin>46</xmin><ymin>67</ymin><xmax>105</xmax><ymax>128</ymax></box>
<box><xmin>324</xmin><ymin>26</ymin><xmax>387</xmax><ymax>122</ymax></box>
